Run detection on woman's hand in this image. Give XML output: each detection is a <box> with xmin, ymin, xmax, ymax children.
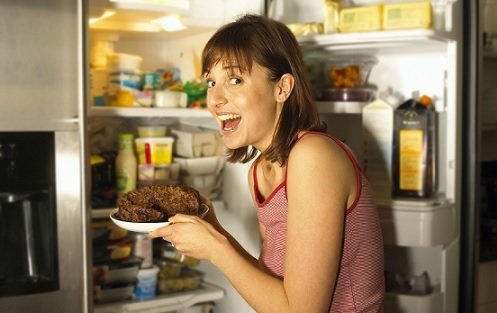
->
<box><xmin>198</xmin><ymin>194</ymin><xmax>220</xmax><ymax>227</ymax></box>
<box><xmin>148</xmin><ymin>213</ymin><xmax>227</xmax><ymax>261</ymax></box>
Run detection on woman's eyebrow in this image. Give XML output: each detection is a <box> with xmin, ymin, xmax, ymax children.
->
<box><xmin>222</xmin><ymin>64</ymin><xmax>247</xmax><ymax>72</ymax></box>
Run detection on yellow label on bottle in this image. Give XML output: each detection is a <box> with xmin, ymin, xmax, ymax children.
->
<box><xmin>399</xmin><ymin>129</ymin><xmax>423</xmax><ymax>191</ymax></box>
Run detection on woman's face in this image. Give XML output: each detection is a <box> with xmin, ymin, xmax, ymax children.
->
<box><xmin>205</xmin><ymin>61</ymin><xmax>282</xmax><ymax>152</ymax></box>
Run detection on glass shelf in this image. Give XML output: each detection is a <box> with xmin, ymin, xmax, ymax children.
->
<box><xmin>297</xmin><ymin>29</ymin><xmax>453</xmax><ymax>51</ymax></box>
<box><xmin>94</xmin><ymin>282</ymin><xmax>224</xmax><ymax>313</ymax></box>
<box><xmin>89</xmin><ymin>106</ymin><xmax>212</xmax><ymax>118</ymax></box>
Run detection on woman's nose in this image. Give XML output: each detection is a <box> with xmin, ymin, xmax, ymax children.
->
<box><xmin>207</xmin><ymin>85</ymin><xmax>227</xmax><ymax>109</ymax></box>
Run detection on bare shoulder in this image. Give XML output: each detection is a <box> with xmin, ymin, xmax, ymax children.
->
<box><xmin>286</xmin><ymin>132</ymin><xmax>357</xmax><ymax>214</ymax></box>
<box><xmin>289</xmin><ymin>133</ymin><xmax>353</xmax><ymax>169</ymax></box>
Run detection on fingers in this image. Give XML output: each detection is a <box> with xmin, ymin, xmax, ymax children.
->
<box><xmin>148</xmin><ymin>227</ymin><xmax>167</xmax><ymax>238</ymax></box>
<box><xmin>169</xmin><ymin>213</ymin><xmax>200</xmax><ymax>224</ymax></box>
<box><xmin>147</xmin><ymin>215</ymin><xmax>199</xmax><ymax>239</ymax></box>
<box><xmin>200</xmin><ymin>193</ymin><xmax>213</xmax><ymax>207</ymax></box>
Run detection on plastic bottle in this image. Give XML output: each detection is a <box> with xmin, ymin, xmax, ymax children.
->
<box><xmin>392</xmin><ymin>94</ymin><xmax>436</xmax><ymax>199</ymax></box>
<box><xmin>115</xmin><ymin>133</ymin><xmax>137</xmax><ymax>199</ymax></box>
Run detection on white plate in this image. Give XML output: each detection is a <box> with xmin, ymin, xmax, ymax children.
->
<box><xmin>109</xmin><ymin>204</ymin><xmax>209</xmax><ymax>233</ymax></box>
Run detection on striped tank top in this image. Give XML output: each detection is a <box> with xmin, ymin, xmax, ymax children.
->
<box><xmin>253</xmin><ymin>131</ymin><xmax>385</xmax><ymax>312</ymax></box>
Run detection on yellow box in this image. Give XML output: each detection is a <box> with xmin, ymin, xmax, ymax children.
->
<box><xmin>339</xmin><ymin>4</ymin><xmax>383</xmax><ymax>33</ymax></box>
<box><xmin>135</xmin><ymin>137</ymin><xmax>174</xmax><ymax>165</ymax></box>
<box><xmin>383</xmin><ymin>1</ymin><xmax>432</xmax><ymax>30</ymax></box>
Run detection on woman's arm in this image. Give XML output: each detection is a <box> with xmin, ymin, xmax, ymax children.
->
<box><xmin>199</xmin><ymin>194</ymin><xmax>260</xmax><ymax>268</ymax></box>
<box><xmin>282</xmin><ymin>134</ymin><xmax>356</xmax><ymax>313</ymax></box>
<box><xmin>150</xmin><ymin>136</ymin><xmax>356</xmax><ymax>313</ymax></box>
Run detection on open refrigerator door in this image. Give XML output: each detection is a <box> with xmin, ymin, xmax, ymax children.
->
<box><xmin>277</xmin><ymin>0</ymin><xmax>462</xmax><ymax>312</ymax></box>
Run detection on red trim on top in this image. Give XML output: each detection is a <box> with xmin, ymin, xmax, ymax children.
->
<box><xmin>252</xmin><ymin>131</ymin><xmax>363</xmax><ymax>213</ymax></box>
<box><xmin>252</xmin><ymin>157</ymin><xmax>286</xmax><ymax>208</ymax></box>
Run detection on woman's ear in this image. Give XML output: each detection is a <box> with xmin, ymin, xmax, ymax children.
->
<box><xmin>275</xmin><ymin>73</ymin><xmax>295</xmax><ymax>102</ymax></box>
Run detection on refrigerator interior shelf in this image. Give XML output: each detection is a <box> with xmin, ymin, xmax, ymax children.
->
<box><xmin>90</xmin><ymin>106</ymin><xmax>211</xmax><ymax>118</ymax></box>
<box><xmin>378</xmin><ymin>202</ymin><xmax>457</xmax><ymax>247</ymax></box>
<box><xmin>297</xmin><ymin>29</ymin><xmax>453</xmax><ymax>52</ymax></box>
<box><xmin>94</xmin><ymin>282</ymin><xmax>224</xmax><ymax>313</ymax></box>
<box><xmin>384</xmin><ymin>291</ymin><xmax>443</xmax><ymax>313</ymax></box>
<box><xmin>377</xmin><ymin>197</ymin><xmax>451</xmax><ymax>212</ymax></box>
<box><xmin>317</xmin><ymin>101</ymin><xmax>367</xmax><ymax>114</ymax></box>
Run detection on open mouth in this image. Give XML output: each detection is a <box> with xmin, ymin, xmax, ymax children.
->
<box><xmin>218</xmin><ymin>113</ymin><xmax>241</xmax><ymax>131</ymax></box>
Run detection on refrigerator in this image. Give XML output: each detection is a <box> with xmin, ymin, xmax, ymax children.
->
<box><xmin>272</xmin><ymin>1</ymin><xmax>495</xmax><ymax>313</ymax></box>
<box><xmin>0</xmin><ymin>0</ymin><xmax>92</xmax><ymax>312</ymax></box>
<box><xmin>85</xmin><ymin>0</ymin><xmax>496</xmax><ymax>312</ymax></box>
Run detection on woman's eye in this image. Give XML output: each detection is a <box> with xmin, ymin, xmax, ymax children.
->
<box><xmin>229</xmin><ymin>77</ymin><xmax>242</xmax><ymax>85</ymax></box>
<box><xmin>206</xmin><ymin>80</ymin><xmax>216</xmax><ymax>88</ymax></box>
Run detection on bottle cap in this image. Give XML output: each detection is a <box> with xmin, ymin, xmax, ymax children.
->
<box><xmin>419</xmin><ymin>95</ymin><xmax>433</xmax><ymax>107</ymax></box>
<box><xmin>119</xmin><ymin>133</ymin><xmax>134</xmax><ymax>140</ymax></box>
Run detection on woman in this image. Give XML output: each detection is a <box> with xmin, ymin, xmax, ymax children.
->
<box><xmin>149</xmin><ymin>14</ymin><xmax>385</xmax><ymax>313</ymax></box>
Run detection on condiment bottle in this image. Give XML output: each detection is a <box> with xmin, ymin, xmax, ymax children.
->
<box><xmin>115</xmin><ymin>133</ymin><xmax>137</xmax><ymax>199</ymax></box>
<box><xmin>392</xmin><ymin>94</ymin><xmax>436</xmax><ymax>199</ymax></box>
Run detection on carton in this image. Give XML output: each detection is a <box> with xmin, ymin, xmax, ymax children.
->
<box><xmin>383</xmin><ymin>1</ymin><xmax>432</xmax><ymax>30</ymax></box>
<box><xmin>169</xmin><ymin>124</ymin><xmax>223</xmax><ymax>158</ymax></box>
<box><xmin>339</xmin><ymin>4</ymin><xmax>383</xmax><ymax>33</ymax></box>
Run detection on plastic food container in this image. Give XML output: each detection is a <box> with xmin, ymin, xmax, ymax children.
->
<box><xmin>169</xmin><ymin>124</ymin><xmax>224</xmax><ymax>158</ymax></box>
<box><xmin>106</xmin><ymin>53</ymin><xmax>143</xmax><ymax>72</ymax></box>
<box><xmin>93</xmin><ymin>260</ymin><xmax>141</xmax><ymax>284</ymax></box>
<box><xmin>155</xmin><ymin>90</ymin><xmax>188</xmax><ymax>108</ymax></box>
<box><xmin>174</xmin><ymin>156</ymin><xmax>225</xmax><ymax>176</ymax></box>
<box><xmin>157</xmin><ymin>268</ymin><xmax>204</xmax><ymax>294</ymax></box>
<box><xmin>326</xmin><ymin>55</ymin><xmax>377</xmax><ymax>88</ymax></box>
<box><xmin>138</xmin><ymin>163</ymin><xmax>180</xmax><ymax>183</ymax></box>
<box><xmin>180</xmin><ymin>174</ymin><xmax>223</xmax><ymax>199</ymax></box>
<box><xmin>94</xmin><ymin>281</ymin><xmax>136</xmax><ymax>303</ymax></box>
<box><xmin>137</xmin><ymin>126</ymin><xmax>167</xmax><ymax>138</ymax></box>
<box><xmin>134</xmin><ymin>265</ymin><xmax>159</xmax><ymax>300</ymax></box>
<box><xmin>322</xmin><ymin>88</ymin><xmax>376</xmax><ymax>102</ymax></box>
<box><xmin>156</xmin><ymin>259</ymin><xmax>185</xmax><ymax>279</ymax></box>
<box><xmin>135</xmin><ymin>137</ymin><xmax>174</xmax><ymax>165</ymax></box>
<box><xmin>155</xmin><ymin>241</ymin><xmax>200</xmax><ymax>267</ymax></box>
<box><xmin>134</xmin><ymin>91</ymin><xmax>154</xmax><ymax>107</ymax></box>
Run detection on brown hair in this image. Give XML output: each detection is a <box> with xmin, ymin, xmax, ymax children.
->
<box><xmin>202</xmin><ymin>14</ymin><xmax>326</xmax><ymax>165</ymax></box>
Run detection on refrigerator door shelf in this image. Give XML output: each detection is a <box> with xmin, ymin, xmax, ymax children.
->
<box><xmin>385</xmin><ymin>291</ymin><xmax>443</xmax><ymax>313</ymax></box>
<box><xmin>94</xmin><ymin>282</ymin><xmax>224</xmax><ymax>313</ymax></box>
<box><xmin>378</xmin><ymin>203</ymin><xmax>457</xmax><ymax>247</ymax></box>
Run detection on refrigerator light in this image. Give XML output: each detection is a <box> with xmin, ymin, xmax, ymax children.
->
<box><xmin>109</xmin><ymin>0</ymin><xmax>190</xmax><ymax>10</ymax></box>
<box><xmin>152</xmin><ymin>15</ymin><xmax>187</xmax><ymax>32</ymax></box>
<box><xmin>89</xmin><ymin>10</ymin><xmax>116</xmax><ymax>25</ymax></box>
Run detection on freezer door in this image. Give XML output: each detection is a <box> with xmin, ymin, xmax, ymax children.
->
<box><xmin>0</xmin><ymin>0</ymin><xmax>84</xmax><ymax>131</ymax></box>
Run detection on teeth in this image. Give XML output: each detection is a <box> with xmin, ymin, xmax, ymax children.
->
<box><xmin>218</xmin><ymin>113</ymin><xmax>241</xmax><ymax>121</ymax></box>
